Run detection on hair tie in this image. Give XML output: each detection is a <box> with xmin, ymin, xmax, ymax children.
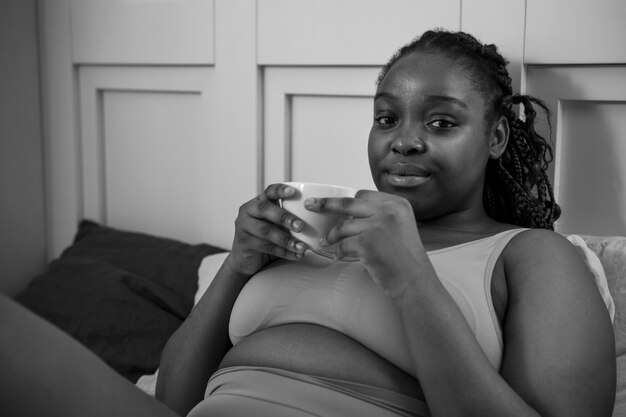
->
<box><xmin>511</xmin><ymin>93</ymin><xmax>524</xmax><ymax>105</ymax></box>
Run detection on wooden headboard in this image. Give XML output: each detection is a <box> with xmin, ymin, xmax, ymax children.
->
<box><xmin>39</xmin><ymin>0</ymin><xmax>626</xmax><ymax>261</ymax></box>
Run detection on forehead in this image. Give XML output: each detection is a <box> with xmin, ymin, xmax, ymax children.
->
<box><xmin>378</xmin><ymin>52</ymin><xmax>485</xmax><ymax>106</ymax></box>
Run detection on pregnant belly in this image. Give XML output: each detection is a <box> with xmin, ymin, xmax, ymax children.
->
<box><xmin>218</xmin><ymin>323</ymin><xmax>424</xmax><ymax>400</ymax></box>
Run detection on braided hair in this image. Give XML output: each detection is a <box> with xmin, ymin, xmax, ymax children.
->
<box><xmin>376</xmin><ymin>29</ymin><xmax>561</xmax><ymax>230</ymax></box>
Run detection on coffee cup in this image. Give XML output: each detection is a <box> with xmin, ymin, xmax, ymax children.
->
<box><xmin>280</xmin><ymin>182</ymin><xmax>357</xmax><ymax>259</ymax></box>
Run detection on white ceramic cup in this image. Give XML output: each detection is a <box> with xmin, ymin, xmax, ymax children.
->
<box><xmin>280</xmin><ymin>182</ymin><xmax>357</xmax><ymax>258</ymax></box>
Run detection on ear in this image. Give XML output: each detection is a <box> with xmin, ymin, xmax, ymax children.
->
<box><xmin>488</xmin><ymin>116</ymin><xmax>509</xmax><ymax>159</ymax></box>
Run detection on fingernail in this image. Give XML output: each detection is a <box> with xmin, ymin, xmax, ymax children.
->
<box><xmin>292</xmin><ymin>219</ymin><xmax>303</xmax><ymax>230</ymax></box>
<box><xmin>295</xmin><ymin>242</ymin><xmax>305</xmax><ymax>252</ymax></box>
<box><xmin>304</xmin><ymin>198</ymin><xmax>315</xmax><ymax>207</ymax></box>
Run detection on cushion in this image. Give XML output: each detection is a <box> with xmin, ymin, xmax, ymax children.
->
<box><xmin>567</xmin><ymin>235</ymin><xmax>615</xmax><ymax>321</ymax></box>
<box><xmin>15</xmin><ymin>220</ymin><xmax>226</xmax><ymax>382</ymax></box>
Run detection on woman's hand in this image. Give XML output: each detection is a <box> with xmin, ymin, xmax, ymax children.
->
<box><xmin>227</xmin><ymin>183</ymin><xmax>307</xmax><ymax>277</ymax></box>
<box><xmin>305</xmin><ymin>190</ymin><xmax>427</xmax><ymax>297</ymax></box>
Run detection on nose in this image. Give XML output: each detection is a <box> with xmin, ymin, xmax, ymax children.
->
<box><xmin>391</xmin><ymin>127</ymin><xmax>426</xmax><ymax>155</ymax></box>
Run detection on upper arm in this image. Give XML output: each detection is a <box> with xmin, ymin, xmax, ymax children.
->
<box><xmin>500</xmin><ymin>229</ymin><xmax>616</xmax><ymax>417</ymax></box>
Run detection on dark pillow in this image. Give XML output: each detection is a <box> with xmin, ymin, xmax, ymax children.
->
<box><xmin>15</xmin><ymin>220</ymin><xmax>226</xmax><ymax>382</ymax></box>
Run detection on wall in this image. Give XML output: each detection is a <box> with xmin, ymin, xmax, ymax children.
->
<box><xmin>34</xmin><ymin>0</ymin><xmax>626</xmax><ymax>291</ymax></box>
<box><xmin>0</xmin><ymin>0</ymin><xmax>47</xmax><ymax>295</ymax></box>
<box><xmin>39</xmin><ymin>0</ymin><xmax>533</xmax><ymax>261</ymax></box>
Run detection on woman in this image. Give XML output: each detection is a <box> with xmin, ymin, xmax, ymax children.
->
<box><xmin>0</xmin><ymin>30</ymin><xmax>616</xmax><ymax>417</ymax></box>
<box><xmin>156</xmin><ymin>30</ymin><xmax>615</xmax><ymax>416</ymax></box>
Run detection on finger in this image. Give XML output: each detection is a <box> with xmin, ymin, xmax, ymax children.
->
<box><xmin>321</xmin><ymin>221</ymin><xmax>363</xmax><ymax>260</ymax></box>
<box><xmin>263</xmin><ymin>183</ymin><xmax>299</xmax><ymax>202</ymax></box>
<box><xmin>355</xmin><ymin>189</ymin><xmax>406</xmax><ymax>203</ymax></box>
<box><xmin>322</xmin><ymin>218</ymin><xmax>361</xmax><ymax>246</ymax></box>
<box><xmin>243</xmin><ymin>232</ymin><xmax>305</xmax><ymax>260</ymax></box>
<box><xmin>251</xmin><ymin>216</ymin><xmax>306</xmax><ymax>250</ymax></box>
<box><xmin>246</xmin><ymin>195</ymin><xmax>304</xmax><ymax>233</ymax></box>
<box><xmin>240</xmin><ymin>214</ymin><xmax>307</xmax><ymax>252</ymax></box>
<box><xmin>354</xmin><ymin>189</ymin><xmax>380</xmax><ymax>199</ymax></box>
<box><xmin>331</xmin><ymin>236</ymin><xmax>360</xmax><ymax>261</ymax></box>
<box><xmin>304</xmin><ymin>196</ymin><xmax>373</xmax><ymax>217</ymax></box>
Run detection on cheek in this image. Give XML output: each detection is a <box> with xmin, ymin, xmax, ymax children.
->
<box><xmin>443</xmin><ymin>133</ymin><xmax>491</xmax><ymax>170</ymax></box>
<box><xmin>367</xmin><ymin>132</ymin><xmax>382</xmax><ymax>167</ymax></box>
<box><xmin>447</xmin><ymin>148</ymin><xmax>490</xmax><ymax>186</ymax></box>
<box><xmin>367</xmin><ymin>133</ymin><xmax>389</xmax><ymax>187</ymax></box>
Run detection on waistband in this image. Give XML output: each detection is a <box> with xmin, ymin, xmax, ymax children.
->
<box><xmin>199</xmin><ymin>366</ymin><xmax>429</xmax><ymax>417</ymax></box>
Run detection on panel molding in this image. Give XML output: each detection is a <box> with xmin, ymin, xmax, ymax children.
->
<box><xmin>257</xmin><ymin>0</ymin><xmax>460</xmax><ymax>65</ymax></box>
<box><xmin>264</xmin><ymin>67</ymin><xmax>379</xmax><ymax>187</ymax></box>
<box><xmin>525</xmin><ymin>65</ymin><xmax>626</xmax><ymax>234</ymax></box>
<box><xmin>70</xmin><ymin>0</ymin><xmax>215</xmax><ymax>64</ymax></box>
<box><xmin>525</xmin><ymin>66</ymin><xmax>626</xmax><ymax>190</ymax></box>
<box><xmin>525</xmin><ymin>0</ymin><xmax>626</xmax><ymax>64</ymax></box>
<box><xmin>461</xmin><ymin>0</ymin><xmax>526</xmax><ymax>95</ymax></box>
<box><xmin>78</xmin><ymin>65</ymin><xmax>214</xmax><ymax>240</ymax></box>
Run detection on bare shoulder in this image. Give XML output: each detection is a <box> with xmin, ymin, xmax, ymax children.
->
<box><xmin>499</xmin><ymin>228</ymin><xmax>616</xmax><ymax>416</ymax></box>
<box><xmin>504</xmin><ymin>227</ymin><xmax>574</xmax><ymax>257</ymax></box>
<box><xmin>501</xmin><ymin>228</ymin><xmax>602</xmax><ymax>318</ymax></box>
<box><xmin>502</xmin><ymin>228</ymin><xmax>590</xmax><ymax>285</ymax></box>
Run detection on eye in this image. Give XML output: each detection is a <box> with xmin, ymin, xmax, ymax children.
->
<box><xmin>428</xmin><ymin>119</ymin><xmax>457</xmax><ymax>129</ymax></box>
<box><xmin>375</xmin><ymin>115</ymin><xmax>397</xmax><ymax>127</ymax></box>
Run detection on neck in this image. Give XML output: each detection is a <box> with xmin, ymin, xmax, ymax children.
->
<box><xmin>416</xmin><ymin>209</ymin><xmax>500</xmax><ymax>234</ymax></box>
<box><xmin>416</xmin><ymin>211</ymin><xmax>513</xmax><ymax>250</ymax></box>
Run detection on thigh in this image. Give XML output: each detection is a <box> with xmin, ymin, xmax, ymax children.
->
<box><xmin>0</xmin><ymin>293</ymin><xmax>178</xmax><ymax>417</ymax></box>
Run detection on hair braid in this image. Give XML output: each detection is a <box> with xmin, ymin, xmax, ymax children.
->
<box><xmin>377</xmin><ymin>29</ymin><xmax>561</xmax><ymax>229</ymax></box>
<box><xmin>490</xmin><ymin>94</ymin><xmax>560</xmax><ymax>228</ymax></box>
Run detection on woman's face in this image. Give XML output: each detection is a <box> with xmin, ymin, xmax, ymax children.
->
<box><xmin>368</xmin><ymin>51</ymin><xmax>495</xmax><ymax>222</ymax></box>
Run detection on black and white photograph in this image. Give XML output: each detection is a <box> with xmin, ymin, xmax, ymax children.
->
<box><xmin>1</xmin><ymin>1</ymin><xmax>625</xmax><ymax>416</ymax></box>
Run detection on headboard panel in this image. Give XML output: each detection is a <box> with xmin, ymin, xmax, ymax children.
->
<box><xmin>263</xmin><ymin>66</ymin><xmax>378</xmax><ymax>191</ymax></box>
<box><xmin>78</xmin><ymin>66</ymin><xmax>218</xmax><ymax>245</ymax></box>
<box><xmin>38</xmin><ymin>0</ymin><xmax>626</xmax><ymax>265</ymax></box>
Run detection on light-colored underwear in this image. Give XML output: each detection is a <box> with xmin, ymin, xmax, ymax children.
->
<box><xmin>186</xmin><ymin>366</ymin><xmax>429</xmax><ymax>417</ymax></box>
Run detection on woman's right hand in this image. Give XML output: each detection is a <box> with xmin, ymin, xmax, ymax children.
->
<box><xmin>226</xmin><ymin>183</ymin><xmax>307</xmax><ymax>277</ymax></box>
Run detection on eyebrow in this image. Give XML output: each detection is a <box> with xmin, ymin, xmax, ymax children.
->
<box><xmin>373</xmin><ymin>91</ymin><xmax>396</xmax><ymax>101</ymax></box>
<box><xmin>374</xmin><ymin>92</ymin><xmax>469</xmax><ymax>110</ymax></box>
<box><xmin>424</xmin><ymin>95</ymin><xmax>469</xmax><ymax>110</ymax></box>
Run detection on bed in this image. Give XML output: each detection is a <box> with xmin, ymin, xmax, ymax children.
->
<box><xmin>12</xmin><ymin>219</ymin><xmax>626</xmax><ymax>415</ymax></box>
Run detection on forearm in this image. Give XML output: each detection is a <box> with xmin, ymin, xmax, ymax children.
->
<box><xmin>396</xmin><ymin>267</ymin><xmax>540</xmax><ymax>417</ymax></box>
<box><xmin>156</xmin><ymin>256</ymin><xmax>250</xmax><ymax>415</ymax></box>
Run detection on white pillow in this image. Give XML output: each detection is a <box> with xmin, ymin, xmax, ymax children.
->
<box><xmin>136</xmin><ymin>370</ymin><xmax>158</xmax><ymax>396</ymax></box>
<box><xmin>567</xmin><ymin>234</ymin><xmax>615</xmax><ymax>322</ymax></box>
<box><xmin>194</xmin><ymin>252</ymin><xmax>230</xmax><ymax>306</ymax></box>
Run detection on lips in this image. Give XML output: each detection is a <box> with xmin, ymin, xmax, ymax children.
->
<box><xmin>384</xmin><ymin>163</ymin><xmax>432</xmax><ymax>187</ymax></box>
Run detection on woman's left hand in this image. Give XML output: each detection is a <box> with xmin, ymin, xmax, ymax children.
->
<box><xmin>305</xmin><ymin>190</ymin><xmax>426</xmax><ymax>298</ymax></box>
